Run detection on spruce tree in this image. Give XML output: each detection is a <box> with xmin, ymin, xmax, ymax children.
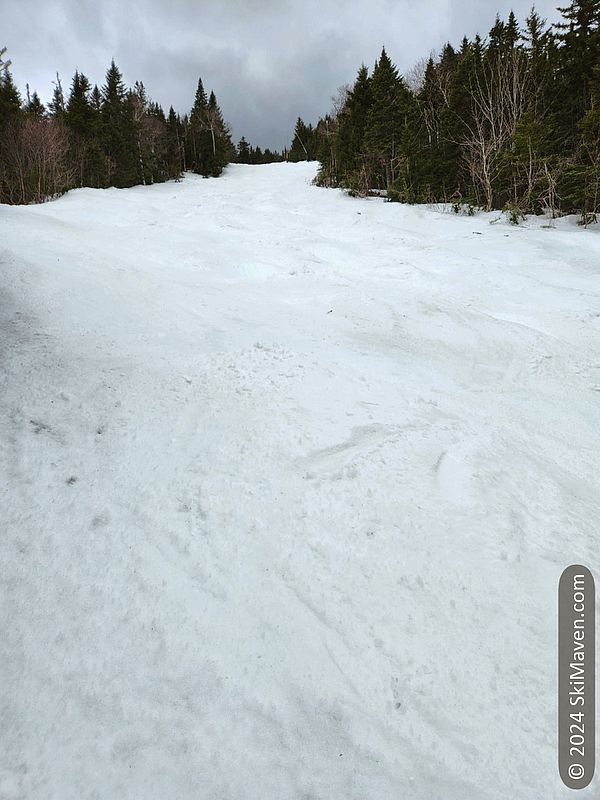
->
<box><xmin>0</xmin><ymin>46</ymin><xmax>233</xmax><ymax>202</ymax></box>
<box><xmin>578</xmin><ymin>64</ymin><xmax>600</xmax><ymax>217</ymax></box>
<box><xmin>187</xmin><ymin>77</ymin><xmax>208</xmax><ymax>172</ymax></box>
<box><xmin>166</xmin><ymin>106</ymin><xmax>183</xmax><ymax>178</ymax></box>
<box><xmin>237</xmin><ymin>136</ymin><xmax>251</xmax><ymax>162</ymax></box>
<box><xmin>101</xmin><ymin>60</ymin><xmax>138</xmax><ymax>187</ymax></box>
<box><xmin>205</xmin><ymin>90</ymin><xmax>232</xmax><ymax>176</ymax></box>
<box><xmin>505</xmin><ymin>11</ymin><xmax>521</xmax><ymax>49</ymax></box>
<box><xmin>289</xmin><ymin>117</ymin><xmax>312</xmax><ymax>161</ymax></box>
<box><xmin>90</xmin><ymin>84</ymin><xmax>102</xmax><ymax>114</ymax></box>
<box><xmin>364</xmin><ymin>48</ymin><xmax>413</xmax><ymax>189</ymax></box>
<box><xmin>309</xmin><ymin>10</ymin><xmax>598</xmax><ymax>217</ymax></box>
<box><xmin>25</xmin><ymin>89</ymin><xmax>45</xmax><ymax>116</ymax></box>
<box><xmin>84</xmin><ymin>84</ymin><xmax>105</xmax><ymax>187</ymax></box>
<box><xmin>335</xmin><ymin>64</ymin><xmax>373</xmax><ymax>187</ymax></box>
<box><xmin>556</xmin><ymin>0</ymin><xmax>600</xmax><ymax>115</ymax></box>
<box><xmin>48</xmin><ymin>73</ymin><xmax>66</xmax><ymax>117</ymax></box>
<box><xmin>66</xmin><ymin>71</ymin><xmax>93</xmax><ymax>135</ymax></box>
<box><xmin>489</xmin><ymin>15</ymin><xmax>507</xmax><ymax>52</ymax></box>
<box><xmin>0</xmin><ymin>63</ymin><xmax>22</xmax><ymax>128</ymax></box>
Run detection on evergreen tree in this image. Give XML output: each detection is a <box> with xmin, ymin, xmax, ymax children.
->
<box><xmin>0</xmin><ymin>49</ymin><xmax>231</xmax><ymax>203</ymax></box>
<box><xmin>505</xmin><ymin>11</ymin><xmax>521</xmax><ymax>49</ymax></box>
<box><xmin>25</xmin><ymin>90</ymin><xmax>45</xmax><ymax>116</ymax></box>
<box><xmin>66</xmin><ymin>71</ymin><xmax>93</xmax><ymax>135</ymax></box>
<box><xmin>205</xmin><ymin>90</ymin><xmax>233</xmax><ymax>176</ymax></box>
<box><xmin>364</xmin><ymin>48</ymin><xmax>413</xmax><ymax>189</ymax></box>
<box><xmin>578</xmin><ymin>64</ymin><xmax>600</xmax><ymax>217</ymax></box>
<box><xmin>289</xmin><ymin>117</ymin><xmax>313</xmax><ymax>161</ymax></box>
<box><xmin>183</xmin><ymin>80</ymin><xmax>232</xmax><ymax>176</ymax></box>
<box><xmin>187</xmin><ymin>77</ymin><xmax>208</xmax><ymax>173</ymax></box>
<box><xmin>90</xmin><ymin>84</ymin><xmax>102</xmax><ymax>113</ymax></box>
<box><xmin>237</xmin><ymin>136</ymin><xmax>251</xmax><ymax>162</ymax></box>
<box><xmin>311</xmin><ymin>9</ymin><xmax>599</xmax><ymax>220</ymax></box>
<box><xmin>333</xmin><ymin>64</ymin><xmax>373</xmax><ymax>187</ymax></box>
<box><xmin>101</xmin><ymin>60</ymin><xmax>139</xmax><ymax>187</ymax></box>
<box><xmin>48</xmin><ymin>73</ymin><xmax>65</xmax><ymax>117</ymax></box>
<box><xmin>524</xmin><ymin>8</ymin><xmax>554</xmax><ymax>84</ymax></box>
<box><xmin>489</xmin><ymin>15</ymin><xmax>507</xmax><ymax>52</ymax></box>
<box><xmin>166</xmin><ymin>106</ymin><xmax>183</xmax><ymax>178</ymax></box>
<box><xmin>0</xmin><ymin>61</ymin><xmax>22</xmax><ymax>128</ymax></box>
<box><xmin>556</xmin><ymin>0</ymin><xmax>600</xmax><ymax>117</ymax></box>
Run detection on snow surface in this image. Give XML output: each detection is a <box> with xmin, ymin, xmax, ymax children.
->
<box><xmin>1</xmin><ymin>162</ymin><xmax>599</xmax><ymax>800</ymax></box>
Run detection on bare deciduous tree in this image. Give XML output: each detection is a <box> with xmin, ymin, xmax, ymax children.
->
<box><xmin>405</xmin><ymin>56</ymin><xmax>430</xmax><ymax>93</ymax></box>
<box><xmin>1</xmin><ymin>117</ymin><xmax>74</xmax><ymax>204</ymax></box>
<box><xmin>462</xmin><ymin>50</ymin><xmax>535</xmax><ymax>210</ymax></box>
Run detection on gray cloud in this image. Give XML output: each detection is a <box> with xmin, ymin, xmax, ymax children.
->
<box><xmin>5</xmin><ymin>0</ymin><xmax>562</xmax><ymax>150</ymax></box>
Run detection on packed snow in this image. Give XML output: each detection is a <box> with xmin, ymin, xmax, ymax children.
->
<box><xmin>1</xmin><ymin>162</ymin><xmax>599</xmax><ymax>800</ymax></box>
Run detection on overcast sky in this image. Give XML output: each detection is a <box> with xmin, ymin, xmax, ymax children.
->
<box><xmin>5</xmin><ymin>0</ymin><xmax>562</xmax><ymax>150</ymax></box>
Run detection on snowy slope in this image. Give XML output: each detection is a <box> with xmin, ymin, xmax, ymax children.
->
<box><xmin>1</xmin><ymin>163</ymin><xmax>599</xmax><ymax>800</ymax></box>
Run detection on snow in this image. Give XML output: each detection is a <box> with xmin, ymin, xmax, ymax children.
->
<box><xmin>1</xmin><ymin>162</ymin><xmax>599</xmax><ymax>800</ymax></box>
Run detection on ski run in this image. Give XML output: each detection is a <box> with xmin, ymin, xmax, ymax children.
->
<box><xmin>1</xmin><ymin>162</ymin><xmax>600</xmax><ymax>800</ymax></box>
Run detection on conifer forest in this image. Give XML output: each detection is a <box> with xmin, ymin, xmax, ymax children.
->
<box><xmin>0</xmin><ymin>54</ymin><xmax>285</xmax><ymax>205</ymax></box>
<box><xmin>291</xmin><ymin>4</ymin><xmax>600</xmax><ymax>221</ymax></box>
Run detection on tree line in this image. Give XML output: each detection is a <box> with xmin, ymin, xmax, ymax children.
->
<box><xmin>236</xmin><ymin>136</ymin><xmax>286</xmax><ymax>164</ymax></box>
<box><xmin>292</xmin><ymin>2</ymin><xmax>600</xmax><ymax>223</ymax></box>
<box><xmin>0</xmin><ymin>51</ymin><xmax>240</xmax><ymax>204</ymax></box>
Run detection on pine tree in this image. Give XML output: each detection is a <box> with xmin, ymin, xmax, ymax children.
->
<box><xmin>556</xmin><ymin>0</ymin><xmax>600</xmax><ymax>114</ymax></box>
<box><xmin>187</xmin><ymin>77</ymin><xmax>208</xmax><ymax>172</ymax></box>
<box><xmin>205</xmin><ymin>90</ymin><xmax>232</xmax><ymax>176</ymax></box>
<box><xmin>0</xmin><ymin>60</ymin><xmax>22</xmax><ymax>128</ymax></box>
<box><xmin>313</xmin><ymin>13</ymin><xmax>589</xmax><ymax>215</ymax></box>
<box><xmin>48</xmin><ymin>73</ymin><xmax>65</xmax><ymax>117</ymax></box>
<box><xmin>364</xmin><ymin>48</ymin><xmax>413</xmax><ymax>189</ymax></box>
<box><xmin>166</xmin><ymin>106</ymin><xmax>183</xmax><ymax>178</ymax></box>
<box><xmin>578</xmin><ymin>64</ymin><xmax>600</xmax><ymax>217</ymax></box>
<box><xmin>191</xmin><ymin>78</ymin><xmax>207</xmax><ymax>121</ymax></box>
<box><xmin>505</xmin><ymin>11</ymin><xmax>521</xmax><ymax>49</ymax></box>
<box><xmin>66</xmin><ymin>71</ymin><xmax>92</xmax><ymax>135</ymax></box>
<box><xmin>101</xmin><ymin>60</ymin><xmax>138</xmax><ymax>187</ymax></box>
<box><xmin>524</xmin><ymin>8</ymin><xmax>554</xmax><ymax>80</ymax></box>
<box><xmin>237</xmin><ymin>136</ymin><xmax>251</xmax><ymax>162</ymax></box>
<box><xmin>289</xmin><ymin>117</ymin><xmax>312</xmax><ymax>161</ymax></box>
<box><xmin>0</xmin><ymin>48</ymin><xmax>233</xmax><ymax>203</ymax></box>
<box><xmin>184</xmin><ymin>80</ymin><xmax>232</xmax><ymax>176</ymax></box>
<box><xmin>90</xmin><ymin>84</ymin><xmax>102</xmax><ymax>114</ymax></box>
<box><xmin>333</xmin><ymin>64</ymin><xmax>373</xmax><ymax>187</ymax></box>
<box><xmin>25</xmin><ymin>90</ymin><xmax>45</xmax><ymax>116</ymax></box>
<box><xmin>80</xmin><ymin>84</ymin><xmax>105</xmax><ymax>188</ymax></box>
<box><xmin>489</xmin><ymin>15</ymin><xmax>507</xmax><ymax>52</ymax></box>
<box><xmin>403</xmin><ymin>40</ymin><xmax>469</xmax><ymax>203</ymax></box>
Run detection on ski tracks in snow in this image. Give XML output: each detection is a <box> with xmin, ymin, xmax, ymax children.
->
<box><xmin>1</xmin><ymin>163</ymin><xmax>600</xmax><ymax>800</ymax></box>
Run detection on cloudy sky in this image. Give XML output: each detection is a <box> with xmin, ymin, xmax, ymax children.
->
<box><xmin>5</xmin><ymin>0</ymin><xmax>562</xmax><ymax>150</ymax></box>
